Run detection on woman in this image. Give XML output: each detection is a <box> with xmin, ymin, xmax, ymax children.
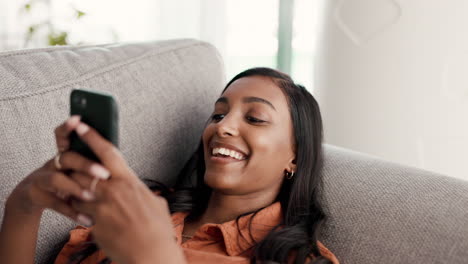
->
<box><xmin>0</xmin><ymin>68</ymin><xmax>338</xmax><ymax>264</ymax></box>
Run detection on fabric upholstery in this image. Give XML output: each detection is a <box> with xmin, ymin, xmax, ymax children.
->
<box><xmin>0</xmin><ymin>39</ymin><xmax>467</xmax><ymax>264</ymax></box>
<box><xmin>321</xmin><ymin>144</ymin><xmax>468</xmax><ymax>263</ymax></box>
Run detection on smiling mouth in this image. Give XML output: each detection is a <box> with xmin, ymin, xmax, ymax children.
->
<box><xmin>211</xmin><ymin>147</ymin><xmax>247</xmax><ymax>161</ymax></box>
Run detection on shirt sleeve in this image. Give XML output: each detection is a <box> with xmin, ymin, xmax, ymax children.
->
<box><xmin>54</xmin><ymin>225</ymin><xmax>94</xmax><ymax>264</ymax></box>
<box><xmin>316</xmin><ymin>241</ymin><xmax>339</xmax><ymax>264</ymax></box>
<box><xmin>286</xmin><ymin>241</ymin><xmax>339</xmax><ymax>264</ymax></box>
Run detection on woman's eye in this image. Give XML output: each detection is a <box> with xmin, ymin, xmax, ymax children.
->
<box><xmin>211</xmin><ymin>114</ymin><xmax>225</xmax><ymax>122</ymax></box>
<box><xmin>246</xmin><ymin>116</ymin><xmax>265</xmax><ymax>123</ymax></box>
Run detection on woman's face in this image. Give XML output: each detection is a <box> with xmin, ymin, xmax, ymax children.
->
<box><xmin>202</xmin><ymin>76</ymin><xmax>296</xmax><ymax>196</ymax></box>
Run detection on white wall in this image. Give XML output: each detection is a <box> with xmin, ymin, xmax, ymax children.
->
<box><xmin>315</xmin><ymin>0</ymin><xmax>468</xmax><ymax>181</ymax></box>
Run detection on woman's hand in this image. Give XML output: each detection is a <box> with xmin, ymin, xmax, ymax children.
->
<box><xmin>6</xmin><ymin>116</ymin><xmax>110</xmax><ymax>224</ymax></box>
<box><xmin>69</xmin><ymin>122</ymin><xmax>186</xmax><ymax>264</ymax></box>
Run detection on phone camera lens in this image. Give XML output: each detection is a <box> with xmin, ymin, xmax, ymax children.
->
<box><xmin>80</xmin><ymin>98</ymin><xmax>87</xmax><ymax>107</ymax></box>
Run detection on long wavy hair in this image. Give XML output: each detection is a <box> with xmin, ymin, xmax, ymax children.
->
<box><xmin>68</xmin><ymin>67</ymin><xmax>330</xmax><ymax>264</ymax></box>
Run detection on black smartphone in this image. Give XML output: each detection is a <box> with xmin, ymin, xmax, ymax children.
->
<box><xmin>69</xmin><ymin>89</ymin><xmax>119</xmax><ymax>163</ymax></box>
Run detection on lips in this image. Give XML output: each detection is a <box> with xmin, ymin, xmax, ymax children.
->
<box><xmin>212</xmin><ymin>147</ymin><xmax>245</xmax><ymax>160</ymax></box>
<box><xmin>209</xmin><ymin>141</ymin><xmax>249</xmax><ymax>161</ymax></box>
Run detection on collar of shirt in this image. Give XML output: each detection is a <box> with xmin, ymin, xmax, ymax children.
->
<box><xmin>171</xmin><ymin>202</ymin><xmax>283</xmax><ymax>257</ymax></box>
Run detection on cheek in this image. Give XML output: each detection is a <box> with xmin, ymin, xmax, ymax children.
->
<box><xmin>247</xmin><ymin>128</ymin><xmax>294</xmax><ymax>180</ymax></box>
<box><xmin>202</xmin><ymin>124</ymin><xmax>219</xmax><ymax>166</ymax></box>
<box><xmin>202</xmin><ymin>124</ymin><xmax>214</xmax><ymax>147</ymax></box>
<box><xmin>241</xmin><ymin>131</ymin><xmax>290</xmax><ymax>189</ymax></box>
<box><xmin>250</xmin><ymin>129</ymin><xmax>290</xmax><ymax>158</ymax></box>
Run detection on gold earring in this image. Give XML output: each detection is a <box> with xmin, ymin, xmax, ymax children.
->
<box><xmin>286</xmin><ymin>171</ymin><xmax>295</xmax><ymax>179</ymax></box>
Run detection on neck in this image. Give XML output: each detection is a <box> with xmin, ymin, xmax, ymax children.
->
<box><xmin>198</xmin><ymin>190</ymin><xmax>278</xmax><ymax>224</ymax></box>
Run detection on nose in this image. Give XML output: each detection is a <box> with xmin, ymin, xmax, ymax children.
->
<box><xmin>215</xmin><ymin>114</ymin><xmax>239</xmax><ymax>137</ymax></box>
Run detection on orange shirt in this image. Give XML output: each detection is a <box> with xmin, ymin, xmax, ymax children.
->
<box><xmin>54</xmin><ymin>202</ymin><xmax>339</xmax><ymax>264</ymax></box>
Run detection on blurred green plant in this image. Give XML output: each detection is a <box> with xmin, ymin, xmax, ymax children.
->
<box><xmin>21</xmin><ymin>0</ymin><xmax>87</xmax><ymax>47</ymax></box>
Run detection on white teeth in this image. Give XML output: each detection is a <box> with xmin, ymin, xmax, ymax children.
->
<box><xmin>212</xmin><ymin>147</ymin><xmax>245</xmax><ymax>160</ymax></box>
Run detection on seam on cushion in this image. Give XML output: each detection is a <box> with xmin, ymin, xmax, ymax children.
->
<box><xmin>0</xmin><ymin>39</ymin><xmax>186</xmax><ymax>58</ymax></box>
<box><xmin>0</xmin><ymin>42</ymin><xmax>120</xmax><ymax>58</ymax></box>
<box><xmin>0</xmin><ymin>40</ymin><xmax>218</xmax><ymax>101</ymax></box>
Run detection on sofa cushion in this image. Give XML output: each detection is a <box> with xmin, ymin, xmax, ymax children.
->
<box><xmin>321</xmin><ymin>144</ymin><xmax>468</xmax><ymax>263</ymax></box>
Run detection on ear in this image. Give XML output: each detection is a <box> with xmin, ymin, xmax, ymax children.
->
<box><xmin>285</xmin><ymin>156</ymin><xmax>297</xmax><ymax>173</ymax></box>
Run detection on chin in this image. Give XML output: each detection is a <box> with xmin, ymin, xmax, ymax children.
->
<box><xmin>204</xmin><ymin>171</ymin><xmax>242</xmax><ymax>193</ymax></box>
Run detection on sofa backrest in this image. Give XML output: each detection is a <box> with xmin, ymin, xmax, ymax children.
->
<box><xmin>0</xmin><ymin>39</ymin><xmax>225</xmax><ymax>263</ymax></box>
<box><xmin>321</xmin><ymin>144</ymin><xmax>468</xmax><ymax>263</ymax></box>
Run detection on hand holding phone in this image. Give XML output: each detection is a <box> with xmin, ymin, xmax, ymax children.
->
<box><xmin>69</xmin><ymin>89</ymin><xmax>119</xmax><ymax>162</ymax></box>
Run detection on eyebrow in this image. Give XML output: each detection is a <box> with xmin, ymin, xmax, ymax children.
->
<box><xmin>215</xmin><ymin>96</ymin><xmax>277</xmax><ymax>111</ymax></box>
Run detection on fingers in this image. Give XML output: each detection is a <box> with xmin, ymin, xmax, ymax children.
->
<box><xmin>40</xmin><ymin>190</ymin><xmax>80</xmax><ymax>220</ymax></box>
<box><xmin>55</xmin><ymin>116</ymin><xmax>81</xmax><ymax>152</ymax></box>
<box><xmin>56</xmin><ymin>190</ymin><xmax>69</xmax><ymax>200</ymax></box>
<box><xmin>71</xmin><ymin>199</ymin><xmax>96</xmax><ymax>221</ymax></box>
<box><xmin>75</xmin><ymin>122</ymin><xmax>129</xmax><ymax>177</ymax></box>
<box><xmin>68</xmin><ymin>172</ymin><xmax>108</xmax><ymax>227</ymax></box>
<box><xmin>47</xmin><ymin>151</ymin><xmax>110</xmax><ymax>180</ymax></box>
<box><xmin>39</xmin><ymin>190</ymin><xmax>92</xmax><ymax>227</ymax></box>
<box><xmin>69</xmin><ymin>171</ymin><xmax>97</xmax><ymax>192</ymax></box>
<box><xmin>35</xmin><ymin>169</ymin><xmax>95</xmax><ymax>202</ymax></box>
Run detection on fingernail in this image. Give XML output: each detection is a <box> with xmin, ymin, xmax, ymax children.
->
<box><xmin>58</xmin><ymin>146</ymin><xmax>67</xmax><ymax>152</ymax></box>
<box><xmin>76</xmin><ymin>214</ymin><xmax>93</xmax><ymax>227</ymax></box>
<box><xmin>81</xmin><ymin>190</ymin><xmax>95</xmax><ymax>201</ymax></box>
<box><xmin>90</xmin><ymin>164</ymin><xmax>111</xmax><ymax>179</ymax></box>
<box><xmin>76</xmin><ymin>123</ymin><xmax>89</xmax><ymax>136</ymax></box>
<box><xmin>67</xmin><ymin>115</ymin><xmax>81</xmax><ymax>126</ymax></box>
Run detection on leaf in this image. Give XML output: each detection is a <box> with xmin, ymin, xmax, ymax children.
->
<box><xmin>24</xmin><ymin>3</ymin><xmax>31</xmax><ymax>11</ymax></box>
<box><xmin>48</xmin><ymin>32</ymin><xmax>68</xmax><ymax>46</ymax></box>
<box><xmin>76</xmin><ymin>10</ymin><xmax>86</xmax><ymax>19</ymax></box>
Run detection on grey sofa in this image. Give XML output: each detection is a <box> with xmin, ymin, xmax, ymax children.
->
<box><xmin>0</xmin><ymin>39</ymin><xmax>467</xmax><ymax>264</ymax></box>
